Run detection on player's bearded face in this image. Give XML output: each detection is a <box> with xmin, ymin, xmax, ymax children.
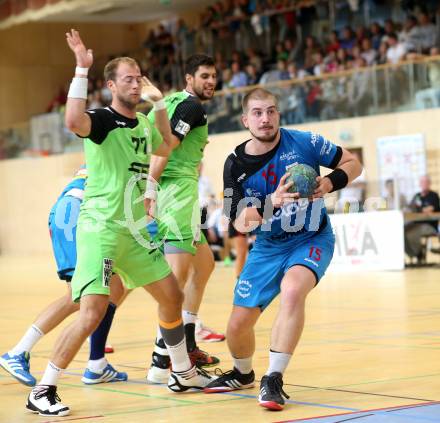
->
<box><xmin>243</xmin><ymin>100</ymin><xmax>280</xmax><ymax>143</ymax></box>
<box><xmin>188</xmin><ymin>66</ymin><xmax>217</xmax><ymax>100</ymax></box>
<box><xmin>111</xmin><ymin>65</ymin><xmax>142</xmax><ymax>109</ymax></box>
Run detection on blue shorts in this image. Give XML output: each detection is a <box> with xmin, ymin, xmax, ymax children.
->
<box><xmin>233</xmin><ymin>223</ymin><xmax>335</xmax><ymax>311</ymax></box>
<box><xmin>48</xmin><ymin>196</ymin><xmax>81</xmax><ymax>281</ymax></box>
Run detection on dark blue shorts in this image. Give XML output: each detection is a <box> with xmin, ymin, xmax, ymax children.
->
<box><xmin>48</xmin><ymin>196</ymin><xmax>81</xmax><ymax>281</ymax></box>
<box><xmin>233</xmin><ymin>224</ymin><xmax>335</xmax><ymax>311</ymax></box>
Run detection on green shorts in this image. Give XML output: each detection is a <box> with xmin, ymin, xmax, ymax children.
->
<box><xmin>71</xmin><ymin>223</ymin><xmax>171</xmax><ymax>302</ymax></box>
<box><xmin>156</xmin><ymin>177</ymin><xmax>207</xmax><ymax>255</ymax></box>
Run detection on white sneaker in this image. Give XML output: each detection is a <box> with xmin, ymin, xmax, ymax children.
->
<box><xmin>26</xmin><ymin>385</ymin><xmax>70</xmax><ymax>417</ymax></box>
<box><xmin>146</xmin><ymin>338</ymin><xmax>171</xmax><ymax>384</ymax></box>
<box><xmin>168</xmin><ymin>366</ymin><xmax>216</xmax><ymax>392</ymax></box>
<box><xmin>147</xmin><ymin>363</ymin><xmax>170</xmax><ymax>384</ymax></box>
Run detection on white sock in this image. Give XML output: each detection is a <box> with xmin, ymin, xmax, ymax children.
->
<box><xmin>166</xmin><ymin>339</ymin><xmax>191</xmax><ymax>372</ymax></box>
<box><xmin>182</xmin><ymin>310</ymin><xmax>197</xmax><ymax>325</ymax></box>
<box><xmin>39</xmin><ymin>362</ymin><xmax>63</xmax><ymax>386</ymax></box>
<box><xmin>233</xmin><ymin>356</ymin><xmax>253</xmax><ymax>374</ymax></box>
<box><xmin>10</xmin><ymin>325</ymin><xmax>44</xmax><ymax>355</ymax></box>
<box><xmin>266</xmin><ymin>350</ymin><xmax>292</xmax><ymax>375</ymax></box>
<box><xmin>87</xmin><ymin>357</ymin><xmax>108</xmax><ymax>373</ymax></box>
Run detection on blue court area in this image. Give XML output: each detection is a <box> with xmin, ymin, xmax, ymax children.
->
<box><xmin>281</xmin><ymin>402</ymin><xmax>440</xmax><ymax>423</ymax></box>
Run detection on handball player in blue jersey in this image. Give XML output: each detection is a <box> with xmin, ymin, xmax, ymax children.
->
<box><xmin>204</xmin><ymin>88</ymin><xmax>362</xmax><ymax>410</ymax></box>
<box><xmin>0</xmin><ymin>166</ymin><xmax>127</xmax><ymax>387</ymax></box>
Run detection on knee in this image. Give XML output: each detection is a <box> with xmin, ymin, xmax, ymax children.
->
<box><xmin>227</xmin><ymin>314</ymin><xmax>254</xmax><ymax>337</ymax></box>
<box><xmin>281</xmin><ymin>284</ymin><xmax>308</xmax><ymax>310</ymax></box>
<box><xmin>63</xmin><ymin>294</ymin><xmax>79</xmax><ymax>314</ymax></box>
<box><xmin>78</xmin><ymin>306</ymin><xmax>106</xmax><ymax>333</ymax></box>
<box><xmin>162</xmin><ymin>287</ymin><xmax>184</xmax><ymax>311</ymax></box>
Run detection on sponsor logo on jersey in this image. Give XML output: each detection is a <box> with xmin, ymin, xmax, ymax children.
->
<box><xmin>245</xmin><ymin>187</ymin><xmax>262</xmax><ymax>197</ymax></box>
<box><xmin>310</xmin><ymin>132</ymin><xmax>319</xmax><ymax>146</ymax></box>
<box><xmin>280</xmin><ymin>151</ymin><xmax>298</xmax><ymax>161</ymax></box>
<box><xmin>320</xmin><ymin>138</ymin><xmax>332</xmax><ymax>156</ymax></box>
<box><xmin>175</xmin><ymin>120</ymin><xmax>191</xmax><ymax>136</ymax></box>
<box><xmin>115</xmin><ymin>120</ymin><xmax>127</xmax><ymax>127</ymax></box>
<box><xmin>304</xmin><ymin>257</ymin><xmax>319</xmax><ymax>267</ymax></box>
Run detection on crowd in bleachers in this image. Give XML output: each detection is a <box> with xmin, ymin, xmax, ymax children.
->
<box><xmin>45</xmin><ymin>0</ymin><xmax>440</xmax><ymax>128</ymax></box>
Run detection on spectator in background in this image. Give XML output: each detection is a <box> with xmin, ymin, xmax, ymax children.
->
<box><xmin>326</xmin><ymin>30</ymin><xmax>340</xmax><ymax>53</ymax></box>
<box><xmin>411</xmin><ymin>12</ymin><xmax>436</xmax><ymax>54</ymax></box>
<box><xmin>340</xmin><ymin>26</ymin><xmax>356</xmax><ymax>51</ymax></box>
<box><xmin>405</xmin><ymin>175</ymin><xmax>440</xmax><ymax>263</ymax></box>
<box><xmin>361</xmin><ymin>38</ymin><xmax>377</xmax><ymax>65</ymax></box>
<box><xmin>399</xmin><ymin>15</ymin><xmax>418</xmax><ymax>52</ymax></box>
<box><xmin>386</xmin><ymin>33</ymin><xmax>407</xmax><ymax>64</ymax></box>
<box><xmin>230</xmin><ymin>61</ymin><xmax>248</xmax><ymax>88</ymax></box>
<box><xmin>384</xmin><ymin>178</ymin><xmax>408</xmax><ymax>210</ymax></box>
<box><xmin>370</xmin><ymin>22</ymin><xmax>383</xmax><ymax>50</ymax></box>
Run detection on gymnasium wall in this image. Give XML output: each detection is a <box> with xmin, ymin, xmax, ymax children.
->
<box><xmin>0</xmin><ymin>22</ymin><xmax>142</xmax><ymax>129</ymax></box>
<box><xmin>1</xmin><ymin>108</ymin><xmax>440</xmax><ymax>256</ymax></box>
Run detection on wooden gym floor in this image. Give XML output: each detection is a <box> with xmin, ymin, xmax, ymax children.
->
<box><xmin>0</xmin><ymin>255</ymin><xmax>439</xmax><ymax>423</ymax></box>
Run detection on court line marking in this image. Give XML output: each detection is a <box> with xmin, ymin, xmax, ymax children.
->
<box><xmin>41</xmin><ymin>415</ymin><xmax>104</xmax><ymax>423</ymax></box>
<box><xmin>274</xmin><ymin>401</ymin><xmax>440</xmax><ymax>423</ymax></box>
<box><xmin>285</xmin><ymin>383</ymin><xmax>434</xmax><ymax>402</ymax></box>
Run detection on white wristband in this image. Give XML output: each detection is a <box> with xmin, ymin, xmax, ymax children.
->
<box><xmin>144</xmin><ymin>189</ymin><xmax>157</xmax><ymax>200</ymax></box>
<box><xmin>144</xmin><ymin>177</ymin><xmax>158</xmax><ymax>200</ymax></box>
<box><xmin>153</xmin><ymin>99</ymin><xmax>166</xmax><ymax>111</ymax></box>
<box><xmin>68</xmin><ymin>77</ymin><xmax>88</xmax><ymax>99</ymax></box>
<box><xmin>75</xmin><ymin>66</ymin><xmax>89</xmax><ymax>76</ymax></box>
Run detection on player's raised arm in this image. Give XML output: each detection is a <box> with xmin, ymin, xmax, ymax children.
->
<box><xmin>64</xmin><ymin>29</ymin><xmax>93</xmax><ymax>137</ymax></box>
<box><xmin>141</xmin><ymin>76</ymin><xmax>174</xmax><ymax>156</ymax></box>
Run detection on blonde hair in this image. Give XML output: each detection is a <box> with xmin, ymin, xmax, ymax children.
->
<box><xmin>104</xmin><ymin>57</ymin><xmax>139</xmax><ymax>82</ymax></box>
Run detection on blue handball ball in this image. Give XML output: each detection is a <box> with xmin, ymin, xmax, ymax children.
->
<box><xmin>286</xmin><ymin>163</ymin><xmax>318</xmax><ymax>197</ymax></box>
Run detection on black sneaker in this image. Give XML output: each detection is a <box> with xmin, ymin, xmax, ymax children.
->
<box><xmin>258</xmin><ymin>372</ymin><xmax>290</xmax><ymax>411</ymax></box>
<box><xmin>26</xmin><ymin>385</ymin><xmax>70</xmax><ymax>416</ymax></box>
<box><xmin>204</xmin><ymin>367</ymin><xmax>255</xmax><ymax>393</ymax></box>
<box><xmin>146</xmin><ymin>338</ymin><xmax>171</xmax><ymax>384</ymax></box>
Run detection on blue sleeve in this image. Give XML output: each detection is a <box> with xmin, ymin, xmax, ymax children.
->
<box><xmin>308</xmin><ymin>132</ymin><xmax>339</xmax><ymax>168</ymax></box>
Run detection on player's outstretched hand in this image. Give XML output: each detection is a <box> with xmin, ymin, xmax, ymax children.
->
<box><xmin>313</xmin><ymin>176</ymin><xmax>333</xmax><ymax>198</ymax></box>
<box><xmin>270</xmin><ymin>173</ymin><xmax>299</xmax><ymax>208</ymax></box>
<box><xmin>66</xmin><ymin>29</ymin><xmax>93</xmax><ymax>69</ymax></box>
<box><xmin>141</xmin><ymin>76</ymin><xmax>163</xmax><ymax>102</ymax></box>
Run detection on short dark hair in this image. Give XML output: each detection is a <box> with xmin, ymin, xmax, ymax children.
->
<box><xmin>242</xmin><ymin>88</ymin><xmax>278</xmax><ymax>113</ymax></box>
<box><xmin>184</xmin><ymin>54</ymin><xmax>215</xmax><ymax>76</ymax></box>
<box><xmin>104</xmin><ymin>57</ymin><xmax>139</xmax><ymax>82</ymax></box>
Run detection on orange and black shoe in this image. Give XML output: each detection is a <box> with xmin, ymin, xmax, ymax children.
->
<box><xmin>188</xmin><ymin>347</ymin><xmax>220</xmax><ymax>368</ymax></box>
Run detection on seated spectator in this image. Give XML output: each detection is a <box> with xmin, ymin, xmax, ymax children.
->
<box><xmin>361</xmin><ymin>38</ymin><xmax>377</xmax><ymax>65</ymax></box>
<box><xmin>230</xmin><ymin>61</ymin><xmax>248</xmax><ymax>88</ymax></box>
<box><xmin>340</xmin><ymin>26</ymin><xmax>356</xmax><ymax>51</ymax></box>
<box><xmin>326</xmin><ymin>30</ymin><xmax>340</xmax><ymax>54</ymax></box>
<box><xmin>386</xmin><ymin>33</ymin><xmax>407</xmax><ymax>64</ymax></box>
<box><xmin>405</xmin><ymin>175</ymin><xmax>440</xmax><ymax>263</ymax></box>
<box><xmin>370</xmin><ymin>21</ymin><xmax>383</xmax><ymax>50</ymax></box>
<box><xmin>412</xmin><ymin>12</ymin><xmax>437</xmax><ymax>53</ymax></box>
<box><xmin>398</xmin><ymin>15</ymin><xmax>418</xmax><ymax>53</ymax></box>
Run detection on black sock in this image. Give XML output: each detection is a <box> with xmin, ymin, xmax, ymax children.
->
<box><xmin>185</xmin><ymin>323</ymin><xmax>196</xmax><ymax>352</ymax></box>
